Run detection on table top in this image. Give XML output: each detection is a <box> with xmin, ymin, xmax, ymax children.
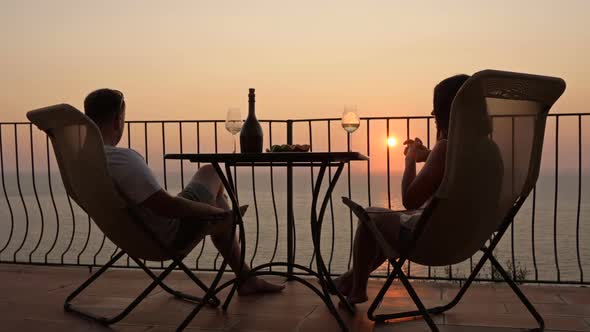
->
<box><xmin>164</xmin><ymin>152</ymin><xmax>368</xmax><ymax>164</ymax></box>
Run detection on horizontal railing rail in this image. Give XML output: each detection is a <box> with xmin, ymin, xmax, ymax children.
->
<box><xmin>0</xmin><ymin>113</ymin><xmax>588</xmax><ymax>285</ymax></box>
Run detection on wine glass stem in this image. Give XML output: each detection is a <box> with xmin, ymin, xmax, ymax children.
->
<box><xmin>233</xmin><ymin>136</ymin><xmax>237</xmax><ymax>153</ymax></box>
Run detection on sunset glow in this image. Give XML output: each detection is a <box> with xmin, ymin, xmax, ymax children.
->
<box><xmin>388</xmin><ymin>137</ymin><xmax>398</xmax><ymax>147</ymax></box>
<box><xmin>2</xmin><ymin>1</ymin><xmax>589</xmax><ymax>123</ymax></box>
<box><xmin>1</xmin><ymin>1</ymin><xmax>589</xmax><ymax>173</ymax></box>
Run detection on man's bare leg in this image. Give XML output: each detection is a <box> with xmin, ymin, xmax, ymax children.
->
<box><xmin>191</xmin><ymin>165</ymin><xmax>284</xmax><ymax>295</ymax></box>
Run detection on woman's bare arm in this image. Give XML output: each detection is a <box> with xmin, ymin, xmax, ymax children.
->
<box><xmin>401</xmin><ymin>140</ymin><xmax>447</xmax><ymax>210</ymax></box>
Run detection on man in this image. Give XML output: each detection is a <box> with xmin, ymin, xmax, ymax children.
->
<box><xmin>84</xmin><ymin>88</ymin><xmax>284</xmax><ymax>295</ymax></box>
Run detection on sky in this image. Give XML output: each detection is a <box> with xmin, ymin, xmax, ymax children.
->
<box><xmin>1</xmin><ymin>0</ymin><xmax>589</xmax><ymax>122</ymax></box>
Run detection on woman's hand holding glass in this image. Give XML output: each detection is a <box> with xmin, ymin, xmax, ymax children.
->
<box><xmin>403</xmin><ymin>137</ymin><xmax>430</xmax><ymax>162</ymax></box>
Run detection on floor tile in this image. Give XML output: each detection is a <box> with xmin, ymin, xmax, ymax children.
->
<box><xmin>1</xmin><ymin>264</ymin><xmax>589</xmax><ymax>332</ymax></box>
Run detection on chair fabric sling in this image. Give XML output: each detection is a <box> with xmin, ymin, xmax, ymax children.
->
<box><xmin>26</xmin><ymin>105</ymin><xmax>222</xmax><ymax>330</ymax></box>
<box><xmin>342</xmin><ymin>69</ymin><xmax>566</xmax><ymax>332</ymax></box>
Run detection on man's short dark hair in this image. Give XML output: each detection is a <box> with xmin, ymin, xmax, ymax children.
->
<box><xmin>84</xmin><ymin>88</ymin><xmax>125</xmax><ymax>126</ymax></box>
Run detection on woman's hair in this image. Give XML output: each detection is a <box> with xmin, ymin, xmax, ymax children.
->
<box><xmin>433</xmin><ymin>74</ymin><xmax>470</xmax><ymax>131</ymax></box>
<box><xmin>84</xmin><ymin>88</ymin><xmax>125</xmax><ymax>127</ymax></box>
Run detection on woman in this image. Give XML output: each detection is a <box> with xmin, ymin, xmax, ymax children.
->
<box><xmin>336</xmin><ymin>74</ymin><xmax>470</xmax><ymax>304</ymax></box>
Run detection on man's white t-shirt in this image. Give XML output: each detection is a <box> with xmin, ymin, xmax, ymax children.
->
<box><xmin>104</xmin><ymin>145</ymin><xmax>179</xmax><ymax>245</ymax></box>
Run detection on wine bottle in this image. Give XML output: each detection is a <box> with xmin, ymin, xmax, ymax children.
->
<box><xmin>240</xmin><ymin>88</ymin><xmax>264</xmax><ymax>153</ymax></box>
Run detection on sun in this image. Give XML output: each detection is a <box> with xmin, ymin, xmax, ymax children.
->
<box><xmin>387</xmin><ymin>136</ymin><xmax>398</xmax><ymax>147</ymax></box>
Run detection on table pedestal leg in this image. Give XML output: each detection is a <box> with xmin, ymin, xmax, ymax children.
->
<box><xmin>310</xmin><ymin>162</ymin><xmax>355</xmax><ymax>331</ymax></box>
<box><xmin>204</xmin><ymin>160</ymin><xmax>354</xmax><ymax>332</ymax></box>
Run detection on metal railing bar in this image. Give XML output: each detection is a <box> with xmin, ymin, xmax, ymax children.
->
<box><xmin>195</xmin><ymin>122</ymin><xmax>206</xmax><ymax>269</ymax></box>
<box><xmin>161</xmin><ymin>123</ymin><xmax>168</xmax><ymax>190</ymax></box>
<box><xmin>141</xmin><ymin>124</ymin><xmax>148</xmax><ymax>263</ymax></box>
<box><xmin>309</xmin><ymin>121</ymin><xmax>316</xmax><ymax>270</ymax></box>
<box><xmin>346</xmin><ymin>132</ymin><xmax>353</xmax><ymax>270</ymax></box>
<box><xmin>144</xmin><ymin>123</ymin><xmax>149</xmax><ymax>164</ymax></box>
<box><xmin>0</xmin><ymin>125</ymin><xmax>15</xmax><ymax>256</ymax></box>
<box><xmin>386</xmin><ymin>119</ymin><xmax>391</xmax><ymax>275</ymax></box>
<box><xmin>1</xmin><ymin>112</ymin><xmax>587</xmax><ymax>127</ymax></box>
<box><xmin>426</xmin><ymin>118</ymin><xmax>431</xmax><ymax>149</ymax></box>
<box><xmin>576</xmin><ymin>115</ymin><xmax>583</xmax><ymax>283</ymax></box>
<box><xmin>29</xmin><ymin>124</ymin><xmax>46</xmax><ymax>263</ymax></box>
<box><xmin>12</xmin><ymin>124</ymin><xmax>30</xmax><ymax>262</ymax></box>
<box><xmin>326</xmin><ymin>121</ymin><xmax>336</xmax><ymax>273</ymax></box>
<box><xmin>160</xmin><ymin>122</ymin><xmax>167</xmax><ymax>268</ymax></box>
<box><xmin>291</xmin><ymin>116</ymin><xmax>433</xmax><ymax>122</ymax></box>
<box><xmin>177</xmin><ymin>122</ymin><xmax>187</xmax><ymax>277</ymax></box>
<box><xmin>547</xmin><ymin>113</ymin><xmax>590</xmax><ymax>117</ymax></box>
<box><xmin>511</xmin><ymin>117</ymin><xmax>516</xmax><ymax>280</ymax></box>
<box><xmin>2</xmin><ymin>112</ymin><xmax>589</xmax><ymax>127</ymax></box>
<box><xmin>0</xmin><ymin>258</ymin><xmax>586</xmax><ymax>285</ymax></box>
<box><xmin>553</xmin><ymin>116</ymin><xmax>560</xmax><ymax>282</ymax></box>
<box><xmin>364</xmin><ymin>118</ymin><xmax>373</xmax><ymax>274</ymax></box>
<box><xmin>125</xmin><ymin>119</ymin><xmax>290</xmax><ymax>124</ymax></box>
<box><xmin>406</xmin><ymin>118</ymin><xmax>413</xmax><ymax>277</ymax></box>
<box><xmin>0</xmin><ymin>258</ymin><xmax>584</xmax><ymax>285</ymax></box>
<box><xmin>531</xmin><ymin>186</ymin><xmax>538</xmax><ymax>281</ymax></box>
<box><xmin>267</xmin><ymin>122</ymin><xmax>280</xmax><ymax>271</ymax></box>
<box><xmin>288</xmin><ymin>113</ymin><xmax>582</xmax><ymax>123</ymax></box>
<box><xmin>249</xmin><ymin>164</ymin><xmax>261</xmax><ymax>267</ymax></box>
<box><xmin>44</xmin><ymin>135</ymin><xmax>61</xmax><ymax>263</ymax></box>
<box><xmin>366</xmin><ymin>119</ymin><xmax>372</xmax><ymax>206</ymax></box>
<box><xmin>426</xmin><ymin>118</ymin><xmax>433</xmax><ymax>278</ymax></box>
<box><xmin>195</xmin><ymin>123</ymin><xmax>201</xmax><ymax>170</ymax></box>
<box><xmin>213</xmin><ymin>122</ymin><xmax>222</xmax><ymax>270</ymax></box>
<box><xmin>121</xmin><ymin>123</ymin><xmax>131</xmax><ymax>266</ymax></box>
<box><xmin>386</xmin><ymin>119</ymin><xmax>392</xmax><ymax>210</ymax></box>
<box><xmin>286</xmin><ymin>120</ymin><xmax>295</xmax><ymax>274</ymax></box>
<box><xmin>179</xmin><ymin>122</ymin><xmax>185</xmax><ymax>188</ymax></box>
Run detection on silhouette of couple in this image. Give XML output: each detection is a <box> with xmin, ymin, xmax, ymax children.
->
<box><xmin>85</xmin><ymin>74</ymin><xmax>469</xmax><ymax>303</ymax></box>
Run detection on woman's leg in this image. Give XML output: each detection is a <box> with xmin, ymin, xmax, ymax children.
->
<box><xmin>346</xmin><ymin>208</ymin><xmax>403</xmax><ymax>304</ymax></box>
<box><xmin>335</xmin><ymin>211</ymin><xmax>396</xmax><ymax>293</ymax></box>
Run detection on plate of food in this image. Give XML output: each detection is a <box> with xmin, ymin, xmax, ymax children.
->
<box><xmin>266</xmin><ymin>144</ymin><xmax>311</xmax><ymax>152</ymax></box>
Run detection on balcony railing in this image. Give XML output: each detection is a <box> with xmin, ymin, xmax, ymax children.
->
<box><xmin>0</xmin><ymin>113</ymin><xmax>588</xmax><ymax>285</ymax></box>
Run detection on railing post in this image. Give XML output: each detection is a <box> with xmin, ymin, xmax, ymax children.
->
<box><xmin>286</xmin><ymin>120</ymin><xmax>295</xmax><ymax>277</ymax></box>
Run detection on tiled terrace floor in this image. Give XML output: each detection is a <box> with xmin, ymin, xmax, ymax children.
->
<box><xmin>0</xmin><ymin>264</ymin><xmax>588</xmax><ymax>331</ymax></box>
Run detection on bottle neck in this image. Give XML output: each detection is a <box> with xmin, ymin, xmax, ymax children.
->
<box><xmin>248</xmin><ymin>105</ymin><xmax>256</xmax><ymax>119</ymax></box>
<box><xmin>248</xmin><ymin>91</ymin><xmax>256</xmax><ymax>119</ymax></box>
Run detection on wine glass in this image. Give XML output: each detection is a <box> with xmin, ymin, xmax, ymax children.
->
<box><xmin>341</xmin><ymin>106</ymin><xmax>360</xmax><ymax>134</ymax></box>
<box><xmin>225</xmin><ymin>108</ymin><xmax>242</xmax><ymax>153</ymax></box>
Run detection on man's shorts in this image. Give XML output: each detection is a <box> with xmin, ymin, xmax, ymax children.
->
<box><xmin>170</xmin><ymin>181</ymin><xmax>217</xmax><ymax>252</ymax></box>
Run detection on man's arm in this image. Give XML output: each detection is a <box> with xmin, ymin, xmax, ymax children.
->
<box><xmin>141</xmin><ymin>189</ymin><xmax>226</xmax><ymax>220</ymax></box>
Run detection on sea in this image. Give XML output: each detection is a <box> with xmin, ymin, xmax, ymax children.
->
<box><xmin>1</xmin><ymin>166</ymin><xmax>588</xmax><ymax>283</ymax></box>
